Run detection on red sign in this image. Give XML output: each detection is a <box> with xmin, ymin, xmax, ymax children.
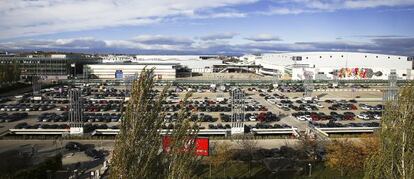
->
<box><xmin>195</xmin><ymin>138</ymin><xmax>209</xmax><ymax>156</ymax></box>
<box><xmin>162</xmin><ymin>136</ymin><xmax>209</xmax><ymax>156</ymax></box>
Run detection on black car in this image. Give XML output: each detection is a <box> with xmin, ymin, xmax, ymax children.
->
<box><xmin>349</xmin><ymin>99</ymin><xmax>357</xmax><ymax>103</ymax></box>
<box><xmin>65</xmin><ymin>142</ymin><xmax>84</xmax><ymax>151</ymax></box>
<box><xmin>85</xmin><ymin>148</ymin><xmax>104</xmax><ymax>160</ymax></box>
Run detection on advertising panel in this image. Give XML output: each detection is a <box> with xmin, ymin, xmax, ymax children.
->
<box><xmin>162</xmin><ymin>136</ymin><xmax>209</xmax><ymax>156</ymax></box>
<box><xmin>115</xmin><ymin>70</ymin><xmax>124</xmax><ymax>79</ymax></box>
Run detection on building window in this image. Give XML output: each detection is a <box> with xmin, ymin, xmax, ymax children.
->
<box><xmin>403</xmin><ymin>74</ymin><xmax>407</xmax><ymax>76</ymax></box>
<box><xmin>330</xmin><ymin>56</ymin><xmax>332</xmax><ymax>58</ymax></box>
<box><xmin>341</xmin><ymin>55</ymin><xmax>344</xmax><ymax>58</ymax></box>
<box><xmin>376</xmin><ymin>56</ymin><xmax>378</xmax><ymax>58</ymax></box>
<box><xmin>318</xmin><ymin>72</ymin><xmax>324</xmax><ymax>74</ymax></box>
<box><xmin>319</xmin><ymin>56</ymin><xmax>322</xmax><ymax>58</ymax></box>
<box><xmin>306</xmin><ymin>57</ymin><xmax>308</xmax><ymax>59</ymax></box>
<box><xmin>365</xmin><ymin>55</ymin><xmax>367</xmax><ymax>58</ymax></box>
<box><xmin>388</xmin><ymin>56</ymin><xmax>390</xmax><ymax>59</ymax></box>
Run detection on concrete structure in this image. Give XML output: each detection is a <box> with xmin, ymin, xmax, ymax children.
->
<box><xmin>0</xmin><ymin>55</ymin><xmax>101</xmax><ymax>80</ymax></box>
<box><xmin>246</xmin><ymin>52</ymin><xmax>414</xmax><ymax>80</ymax></box>
<box><xmin>101</xmin><ymin>55</ymin><xmax>223</xmax><ymax>73</ymax></box>
<box><xmin>85</xmin><ymin>63</ymin><xmax>180</xmax><ymax>80</ymax></box>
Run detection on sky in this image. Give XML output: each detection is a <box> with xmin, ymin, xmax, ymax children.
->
<box><xmin>0</xmin><ymin>0</ymin><xmax>414</xmax><ymax>55</ymax></box>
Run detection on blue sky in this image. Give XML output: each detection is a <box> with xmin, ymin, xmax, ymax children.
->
<box><xmin>0</xmin><ymin>0</ymin><xmax>413</xmax><ymax>55</ymax></box>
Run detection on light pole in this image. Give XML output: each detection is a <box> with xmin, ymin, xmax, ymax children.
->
<box><xmin>308</xmin><ymin>163</ymin><xmax>312</xmax><ymax>177</ymax></box>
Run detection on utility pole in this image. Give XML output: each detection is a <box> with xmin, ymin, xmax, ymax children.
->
<box><xmin>273</xmin><ymin>70</ymin><xmax>280</xmax><ymax>88</ymax></box>
<box><xmin>383</xmin><ymin>69</ymin><xmax>398</xmax><ymax>102</ymax></box>
<box><xmin>231</xmin><ymin>88</ymin><xmax>245</xmax><ymax>135</ymax></box>
<box><xmin>69</xmin><ymin>88</ymin><xmax>84</xmax><ymax>135</ymax></box>
<box><xmin>303</xmin><ymin>68</ymin><xmax>314</xmax><ymax>99</ymax></box>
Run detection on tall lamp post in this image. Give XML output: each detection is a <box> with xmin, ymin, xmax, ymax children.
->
<box><xmin>308</xmin><ymin>163</ymin><xmax>312</xmax><ymax>177</ymax></box>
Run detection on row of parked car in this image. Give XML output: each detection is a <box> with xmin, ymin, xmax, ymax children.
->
<box><xmin>84</xmin><ymin>113</ymin><xmax>121</xmax><ymax>123</ymax></box>
<box><xmin>19</xmin><ymin>99</ymin><xmax>69</xmax><ymax>104</ymax></box>
<box><xmin>189</xmin><ymin>113</ymin><xmax>215</xmax><ymax>122</ymax></box>
<box><xmin>359</xmin><ymin>103</ymin><xmax>384</xmax><ymax>111</ymax></box>
<box><xmin>36</xmin><ymin>112</ymin><xmax>122</xmax><ymax>123</ymax></box>
<box><xmin>187</xmin><ymin>104</ymin><xmax>232</xmax><ymax>113</ymax></box>
<box><xmin>84</xmin><ymin>123</ymin><xmax>119</xmax><ymax>133</ymax></box>
<box><xmin>357</xmin><ymin>111</ymin><xmax>382</xmax><ymax>120</ymax></box>
<box><xmin>328</xmin><ymin>103</ymin><xmax>358</xmax><ymax>110</ymax></box>
<box><xmin>37</xmin><ymin>112</ymin><xmax>68</xmax><ymax>122</ymax></box>
<box><xmin>276</xmin><ymin>103</ymin><xmax>321</xmax><ymax>112</ymax></box>
<box><xmin>277</xmin><ymin>85</ymin><xmax>305</xmax><ymax>93</ymax></box>
<box><xmin>208</xmin><ymin>123</ymin><xmax>231</xmax><ymax>129</ymax></box>
<box><xmin>84</xmin><ymin>103</ymin><xmax>122</xmax><ymax>112</ymax></box>
<box><xmin>14</xmin><ymin>122</ymin><xmax>69</xmax><ymax>129</ymax></box>
<box><xmin>0</xmin><ymin>104</ymin><xmax>56</xmax><ymax>112</ymax></box>
<box><xmin>311</xmin><ymin>121</ymin><xmax>380</xmax><ymax>128</ymax></box>
<box><xmin>0</xmin><ymin>112</ymin><xmax>28</xmax><ymax>122</ymax></box>
<box><xmin>246</xmin><ymin>112</ymin><xmax>280</xmax><ymax>122</ymax></box>
<box><xmin>293</xmin><ymin>111</ymin><xmax>357</xmax><ymax>121</ymax></box>
<box><xmin>218</xmin><ymin>111</ymin><xmax>281</xmax><ymax>123</ymax></box>
<box><xmin>251</xmin><ymin>123</ymin><xmax>291</xmax><ymax>129</ymax></box>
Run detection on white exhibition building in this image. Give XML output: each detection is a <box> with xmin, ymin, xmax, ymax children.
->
<box><xmin>242</xmin><ymin>52</ymin><xmax>414</xmax><ymax>81</ymax></box>
<box><xmin>86</xmin><ymin>52</ymin><xmax>414</xmax><ymax>81</ymax></box>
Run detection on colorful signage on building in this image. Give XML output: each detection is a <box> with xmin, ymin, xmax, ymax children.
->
<box><xmin>162</xmin><ymin>136</ymin><xmax>209</xmax><ymax>156</ymax></box>
<box><xmin>334</xmin><ymin>68</ymin><xmax>382</xmax><ymax>79</ymax></box>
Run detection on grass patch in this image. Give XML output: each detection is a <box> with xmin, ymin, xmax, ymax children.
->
<box><xmin>194</xmin><ymin>160</ymin><xmax>364</xmax><ymax>178</ymax></box>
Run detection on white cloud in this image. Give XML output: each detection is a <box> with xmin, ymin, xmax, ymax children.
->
<box><xmin>261</xmin><ymin>7</ymin><xmax>318</xmax><ymax>15</ymax></box>
<box><xmin>0</xmin><ymin>0</ymin><xmax>256</xmax><ymax>39</ymax></box>
<box><xmin>1</xmin><ymin>35</ymin><xmax>413</xmax><ymax>56</ymax></box>
<box><xmin>263</xmin><ymin>0</ymin><xmax>414</xmax><ymax>15</ymax></box>
<box><xmin>0</xmin><ymin>37</ymin><xmax>107</xmax><ymax>49</ymax></box>
<box><xmin>131</xmin><ymin>35</ymin><xmax>193</xmax><ymax>45</ymax></box>
<box><xmin>245</xmin><ymin>34</ymin><xmax>282</xmax><ymax>41</ymax></box>
<box><xmin>199</xmin><ymin>32</ymin><xmax>238</xmax><ymax>41</ymax></box>
<box><xmin>344</xmin><ymin>0</ymin><xmax>414</xmax><ymax>9</ymax></box>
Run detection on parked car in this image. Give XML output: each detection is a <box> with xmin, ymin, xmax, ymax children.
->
<box><xmin>65</xmin><ymin>142</ymin><xmax>84</xmax><ymax>151</ymax></box>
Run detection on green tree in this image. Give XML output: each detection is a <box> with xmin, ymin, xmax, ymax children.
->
<box><xmin>364</xmin><ymin>84</ymin><xmax>414</xmax><ymax>179</ymax></box>
<box><xmin>110</xmin><ymin>68</ymin><xmax>199</xmax><ymax>179</ymax></box>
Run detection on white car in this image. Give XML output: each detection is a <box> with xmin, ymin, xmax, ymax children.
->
<box><xmin>357</xmin><ymin>114</ymin><xmax>370</xmax><ymax>120</ymax></box>
<box><xmin>267</xmin><ymin>99</ymin><xmax>276</xmax><ymax>104</ymax></box>
<box><xmin>297</xmin><ymin>115</ymin><xmax>312</xmax><ymax>121</ymax></box>
<box><xmin>313</xmin><ymin>103</ymin><xmax>324</xmax><ymax>108</ymax></box>
<box><xmin>249</xmin><ymin>116</ymin><xmax>256</xmax><ymax>121</ymax></box>
<box><xmin>276</xmin><ymin>103</ymin><xmax>283</xmax><ymax>108</ymax></box>
<box><xmin>304</xmin><ymin>115</ymin><xmax>312</xmax><ymax>121</ymax></box>
<box><xmin>361</xmin><ymin>106</ymin><xmax>371</xmax><ymax>110</ymax></box>
<box><xmin>374</xmin><ymin>115</ymin><xmax>382</xmax><ymax>120</ymax></box>
<box><xmin>297</xmin><ymin>116</ymin><xmax>306</xmax><ymax>121</ymax></box>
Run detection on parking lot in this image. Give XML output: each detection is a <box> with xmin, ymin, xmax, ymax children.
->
<box><xmin>247</xmin><ymin>86</ymin><xmax>382</xmax><ymax>131</ymax></box>
<box><xmin>0</xmin><ymin>82</ymin><xmax>385</xmax><ymax>137</ymax></box>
